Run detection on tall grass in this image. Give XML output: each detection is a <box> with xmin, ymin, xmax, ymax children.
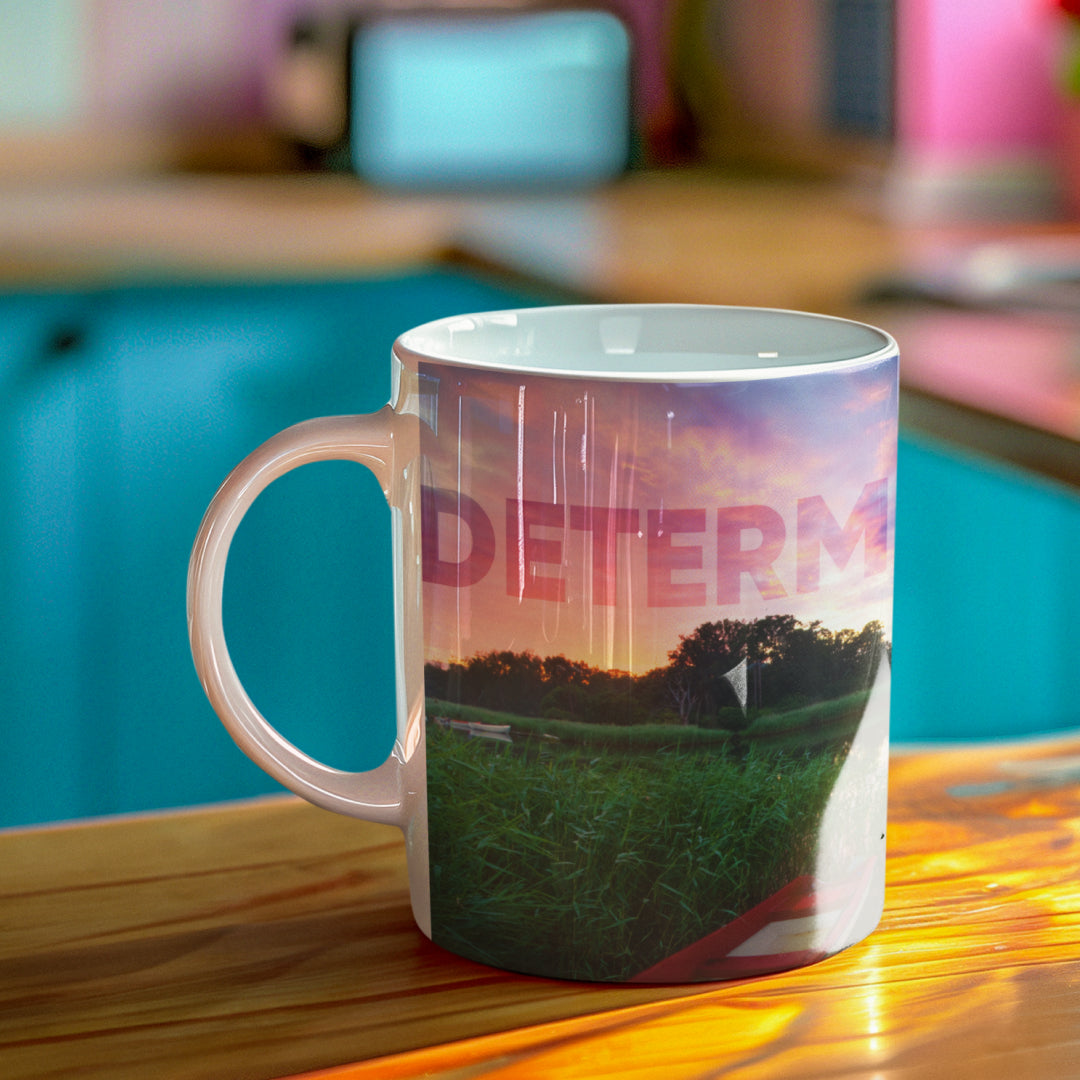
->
<box><xmin>426</xmin><ymin>724</ymin><xmax>844</xmax><ymax>981</ymax></box>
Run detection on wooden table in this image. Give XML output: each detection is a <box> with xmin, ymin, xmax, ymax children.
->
<box><xmin>5</xmin><ymin>732</ymin><xmax>1080</xmax><ymax>1080</ymax></box>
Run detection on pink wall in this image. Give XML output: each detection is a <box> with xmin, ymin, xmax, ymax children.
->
<box><xmin>896</xmin><ymin>0</ymin><xmax>1062</xmax><ymax>156</ymax></box>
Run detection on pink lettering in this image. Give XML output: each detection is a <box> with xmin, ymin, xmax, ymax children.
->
<box><xmin>569</xmin><ymin>505</ymin><xmax>639</xmax><ymax>606</ymax></box>
<box><xmin>421</xmin><ymin>486</ymin><xmax>495</xmax><ymax>587</ymax></box>
<box><xmin>506</xmin><ymin>498</ymin><xmax>565</xmax><ymax>601</ymax></box>
<box><xmin>716</xmin><ymin>505</ymin><xmax>788</xmax><ymax>604</ymax></box>
<box><xmin>647</xmin><ymin>509</ymin><xmax>706</xmax><ymax>607</ymax></box>
<box><xmin>796</xmin><ymin>480</ymin><xmax>889</xmax><ymax>594</ymax></box>
<box><xmin>422</xmin><ymin>480</ymin><xmax>891</xmax><ymax>608</ymax></box>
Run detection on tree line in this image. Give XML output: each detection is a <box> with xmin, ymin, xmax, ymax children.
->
<box><xmin>425</xmin><ymin>615</ymin><xmax>888</xmax><ymax>732</ymax></box>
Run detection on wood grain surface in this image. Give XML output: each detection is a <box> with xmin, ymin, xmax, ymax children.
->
<box><xmin>285</xmin><ymin>738</ymin><xmax>1080</xmax><ymax>1079</ymax></box>
<box><xmin>5</xmin><ymin>733</ymin><xmax>1080</xmax><ymax>1079</ymax></box>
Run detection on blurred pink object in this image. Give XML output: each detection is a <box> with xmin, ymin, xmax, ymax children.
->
<box><xmin>892</xmin><ymin>0</ymin><xmax>1063</xmax><ymax>218</ymax></box>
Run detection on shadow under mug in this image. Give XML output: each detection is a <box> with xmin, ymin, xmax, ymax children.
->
<box><xmin>188</xmin><ymin>303</ymin><xmax>899</xmax><ymax>983</ymax></box>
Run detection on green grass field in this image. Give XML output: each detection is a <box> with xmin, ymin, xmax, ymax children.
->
<box><xmin>425</xmin><ymin>703</ymin><xmax>853</xmax><ymax>981</ymax></box>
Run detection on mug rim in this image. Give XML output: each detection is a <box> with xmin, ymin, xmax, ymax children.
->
<box><xmin>394</xmin><ymin>303</ymin><xmax>898</xmax><ymax>382</ymax></box>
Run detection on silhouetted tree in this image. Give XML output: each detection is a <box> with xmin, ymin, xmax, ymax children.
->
<box><xmin>425</xmin><ymin>617</ymin><xmax>889</xmax><ymax>729</ymax></box>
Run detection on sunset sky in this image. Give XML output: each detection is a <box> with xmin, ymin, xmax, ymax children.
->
<box><xmin>419</xmin><ymin>359</ymin><xmax>898</xmax><ymax>675</ymax></box>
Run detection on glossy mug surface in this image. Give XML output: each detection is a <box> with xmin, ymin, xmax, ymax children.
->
<box><xmin>189</xmin><ymin>304</ymin><xmax>898</xmax><ymax>983</ymax></box>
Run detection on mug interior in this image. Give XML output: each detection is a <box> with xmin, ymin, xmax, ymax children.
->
<box><xmin>395</xmin><ymin>304</ymin><xmax>895</xmax><ymax>380</ymax></box>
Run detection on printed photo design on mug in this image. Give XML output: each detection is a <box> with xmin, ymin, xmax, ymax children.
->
<box><xmin>418</xmin><ymin>356</ymin><xmax>896</xmax><ymax>982</ymax></box>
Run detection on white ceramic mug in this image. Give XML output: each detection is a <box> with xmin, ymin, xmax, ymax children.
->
<box><xmin>189</xmin><ymin>304</ymin><xmax>898</xmax><ymax>982</ymax></box>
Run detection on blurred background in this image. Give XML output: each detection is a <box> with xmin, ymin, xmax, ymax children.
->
<box><xmin>2</xmin><ymin>0</ymin><xmax>1079</xmax><ymax>828</ymax></box>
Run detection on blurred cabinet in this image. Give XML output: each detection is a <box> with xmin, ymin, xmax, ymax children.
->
<box><xmin>893</xmin><ymin>433</ymin><xmax>1080</xmax><ymax>743</ymax></box>
<box><xmin>0</xmin><ymin>269</ymin><xmax>544</xmax><ymax>827</ymax></box>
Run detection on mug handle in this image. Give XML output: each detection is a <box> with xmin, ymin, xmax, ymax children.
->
<box><xmin>187</xmin><ymin>408</ymin><xmax>419</xmax><ymax>828</ymax></box>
